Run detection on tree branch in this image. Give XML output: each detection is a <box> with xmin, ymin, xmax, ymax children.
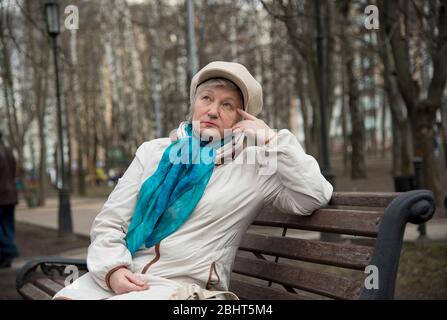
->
<box><xmin>427</xmin><ymin>0</ymin><xmax>447</xmax><ymax>109</ymax></box>
<box><xmin>260</xmin><ymin>0</ymin><xmax>287</xmax><ymax>22</ymax></box>
<box><xmin>379</xmin><ymin>0</ymin><xmax>420</xmax><ymax>116</ymax></box>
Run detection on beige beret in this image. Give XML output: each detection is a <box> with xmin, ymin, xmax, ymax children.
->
<box><xmin>190</xmin><ymin>61</ymin><xmax>263</xmax><ymax>116</ymax></box>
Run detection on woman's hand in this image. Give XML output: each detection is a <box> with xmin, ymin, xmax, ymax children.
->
<box><xmin>109</xmin><ymin>267</ymin><xmax>149</xmax><ymax>294</ymax></box>
<box><xmin>232</xmin><ymin>109</ymin><xmax>277</xmax><ymax>145</ymax></box>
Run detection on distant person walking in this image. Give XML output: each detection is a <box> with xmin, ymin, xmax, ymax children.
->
<box><xmin>0</xmin><ymin>131</ymin><xmax>19</xmax><ymax>268</ymax></box>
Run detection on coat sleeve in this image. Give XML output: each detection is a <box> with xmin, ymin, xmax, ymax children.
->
<box><xmin>87</xmin><ymin>142</ymin><xmax>149</xmax><ymax>290</ymax></box>
<box><xmin>256</xmin><ymin>129</ymin><xmax>333</xmax><ymax>216</ymax></box>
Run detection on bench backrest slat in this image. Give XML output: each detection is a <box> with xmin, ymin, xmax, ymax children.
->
<box><xmin>329</xmin><ymin>192</ymin><xmax>399</xmax><ymax>207</ymax></box>
<box><xmin>239</xmin><ymin>233</ymin><xmax>373</xmax><ymax>270</ymax></box>
<box><xmin>233</xmin><ymin>256</ymin><xmax>363</xmax><ymax>300</ymax></box>
<box><xmin>253</xmin><ymin>209</ymin><xmax>383</xmax><ymax>237</ymax></box>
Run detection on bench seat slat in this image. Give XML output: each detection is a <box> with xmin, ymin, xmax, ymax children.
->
<box><xmin>229</xmin><ymin>278</ymin><xmax>324</xmax><ymax>300</ymax></box>
<box><xmin>233</xmin><ymin>256</ymin><xmax>362</xmax><ymax>300</ymax></box>
<box><xmin>240</xmin><ymin>234</ymin><xmax>373</xmax><ymax>270</ymax></box>
<box><xmin>19</xmin><ymin>283</ymin><xmax>53</xmax><ymax>300</ymax></box>
<box><xmin>253</xmin><ymin>209</ymin><xmax>382</xmax><ymax>237</ymax></box>
<box><xmin>329</xmin><ymin>192</ymin><xmax>399</xmax><ymax>207</ymax></box>
<box><xmin>53</xmin><ymin>278</ymin><xmax>67</xmax><ymax>287</ymax></box>
<box><xmin>34</xmin><ymin>278</ymin><xmax>64</xmax><ymax>297</ymax></box>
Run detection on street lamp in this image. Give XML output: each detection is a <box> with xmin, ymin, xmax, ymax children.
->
<box><xmin>44</xmin><ymin>0</ymin><xmax>73</xmax><ymax>237</ymax></box>
<box><xmin>45</xmin><ymin>0</ymin><xmax>60</xmax><ymax>36</ymax></box>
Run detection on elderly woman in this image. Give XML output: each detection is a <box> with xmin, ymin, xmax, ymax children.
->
<box><xmin>53</xmin><ymin>61</ymin><xmax>333</xmax><ymax>300</ymax></box>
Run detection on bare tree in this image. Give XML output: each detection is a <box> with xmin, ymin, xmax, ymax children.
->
<box><xmin>262</xmin><ymin>0</ymin><xmax>337</xmax><ymax>161</ymax></box>
<box><xmin>23</xmin><ymin>0</ymin><xmax>50</xmax><ymax>204</ymax></box>
<box><xmin>377</xmin><ymin>19</ymin><xmax>413</xmax><ymax>176</ymax></box>
<box><xmin>380</xmin><ymin>0</ymin><xmax>447</xmax><ymax>205</ymax></box>
<box><xmin>0</xmin><ymin>1</ymin><xmax>35</xmax><ymax>201</ymax></box>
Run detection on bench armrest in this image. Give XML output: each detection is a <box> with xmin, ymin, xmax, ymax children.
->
<box><xmin>16</xmin><ymin>256</ymin><xmax>87</xmax><ymax>290</ymax></box>
<box><xmin>359</xmin><ymin>189</ymin><xmax>435</xmax><ymax>299</ymax></box>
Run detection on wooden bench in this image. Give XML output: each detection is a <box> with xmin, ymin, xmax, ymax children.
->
<box><xmin>16</xmin><ymin>190</ymin><xmax>435</xmax><ymax>300</ymax></box>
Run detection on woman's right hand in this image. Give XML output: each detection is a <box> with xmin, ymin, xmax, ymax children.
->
<box><xmin>109</xmin><ymin>268</ymin><xmax>149</xmax><ymax>294</ymax></box>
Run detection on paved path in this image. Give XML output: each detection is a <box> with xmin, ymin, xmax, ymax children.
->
<box><xmin>16</xmin><ymin>197</ymin><xmax>103</xmax><ymax>237</ymax></box>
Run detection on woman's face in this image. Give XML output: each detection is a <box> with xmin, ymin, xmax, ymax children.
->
<box><xmin>191</xmin><ymin>85</ymin><xmax>243</xmax><ymax>141</ymax></box>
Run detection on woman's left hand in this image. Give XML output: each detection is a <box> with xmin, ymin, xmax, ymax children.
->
<box><xmin>232</xmin><ymin>109</ymin><xmax>277</xmax><ymax>145</ymax></box>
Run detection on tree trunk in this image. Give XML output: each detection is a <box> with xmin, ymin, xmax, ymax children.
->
<box><xmin>339</xmin><ymin>0</ymin><xmax>366</xmax><ymax>179</ymax></box>
<box><xmin>442</xmin><ymin>103</ymin><xmax>447</xmax><ymax>169</ymax></box>
<box><xmin>119</xmin><ymin>0</ymin><xmax>142</xmax><ymax>150</ymax></box>
<box><xmin>412</xmin><ymin>106</ymin><xmax>443</xmax><ymax>205</ymax></box>
<box><xmin>391</xmin><ymin>113</ymin><xmax>401</xmax><ymax>176</ymax></box>
<box><xmin>37</xmin><ymin>121</ymin><xmax>47</xmax><ymax>205</ymax></box>
<box><xmin>347</xmin><ymin>65</ymin><xmax>367</xmax><ymax>180</ymax></box>
<box><xmin>381</xmin><ymin>89</ymin><xmax>387</xmax><ymax>159</ymax></box>
<box><xmin>377</xmin><ymin>25</ymin><xmax>413</xmax><ymax>176</ymax></box>
<box><xmin>340</xmin><ymin>52</ymin><xmax>349</xmax><ymax>176</ymax></box>
<box><xmin>69</xmin><ymin>29</ymin><xmax>86</xmax><ymax>196</ymax></box>
<box><xmin>294</xmin><ymin>57</ymin><xmax>311</xmax><ymax>153</ymax></box>
<box><xmin>147</xmin><ymin>0</ymin><xmax>163</xmax><ymax>138</ymax></box>
<box><xmin>36</xmin><ymin>68</ymin><xmax>49</xmax><ymax>206</ymax></box>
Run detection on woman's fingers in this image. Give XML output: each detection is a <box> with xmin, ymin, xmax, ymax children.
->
<box><xmin>114</xmin><ymin>275</ymin><xmax>149</xmax><ymax>294</ymax></box>
<box><xmin>237</xmin><ymin>108</ymin><xmax>257</xmax><ymax>120</ymax></box>
<box><xmin>232</xmin><ymin>121</ymin><xmax>259</xmax><ymax>132</ymax></box>
<box><xmin>232</xmin><ymin>120</ymin><xmax>251</xmax><ymax>132</ymax></box>
<box><xmin>109</xmin><ymin>268</ymin><xmax>150</xmax><ymax>294</ymax></box>
<box><xmin>116</xmin><ymin>281</ymin><xmax>148</xmax><ymax>294</ymax></box>
<box><xmin>126</xmin><ymin>273</ymin><xmax>149</xmax><ymax>287</ymax></box>
<box><xmin>232</xmin><ymin>119</ymin><xmax>275</xmax><ymax>145</ymax></box>
<box><xmin>125</xmin><ymin>282</ymin><xmax>149</xmax><ymax>292</ymax></box>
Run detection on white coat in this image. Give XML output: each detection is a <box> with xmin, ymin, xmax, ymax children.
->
<box><xmin>53</xmin><ymin>129</ymin><xmax>333</xmax><ymax>300</ymax></box>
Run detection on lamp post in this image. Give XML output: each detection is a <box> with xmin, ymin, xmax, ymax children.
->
<box><xmin>44</xmin><ymin>0</ymin><xmax>73</xmax><ymax>236</ymax></box>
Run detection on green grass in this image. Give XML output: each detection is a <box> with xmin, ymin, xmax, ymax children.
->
<box><xmin>83</xmin><ymin>184</ymin><xmax>115</xmax><ymax>198</ymax></box>
<box><xmin>66</xmin><ymin>183</ymin><xmax>114</xmax><ymax>198</ymax></box>
<box><xmin>395</xmin><ymin>240</ymin><xmax>447</xmax><ymax>299</ymax></box>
